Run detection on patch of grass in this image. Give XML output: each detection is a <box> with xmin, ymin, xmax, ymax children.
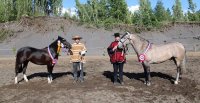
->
<box><xmin>12</xmin><ymin>47</ymin><xmax>16</xmax><ymax>54</ymax></box>
<box><xmin>0</xmin><ymin>29</ymin><xmax>14</xmax><ymax>43</ymax></box>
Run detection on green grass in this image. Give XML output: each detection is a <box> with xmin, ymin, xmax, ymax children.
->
<box><xmin>0</xmin><ymin>29</ymin><xmax>14</xmax><ymax>43</ymax></box>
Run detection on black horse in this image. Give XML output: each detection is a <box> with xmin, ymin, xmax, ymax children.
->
<box><xmin>15</xmin><ymin>36</ymin><xmax>72</xmax><ymax>84</ymax></box>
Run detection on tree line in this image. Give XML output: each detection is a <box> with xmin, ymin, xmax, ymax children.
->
<box><xmin>1</xmin><ymin>0</ymin><xmax>200</xmax><ymax>29</ymax></box>
<box><xmin>73</xmin><ymin>0</ymin><xmax>200</xmax><ymax>29</ymax></box>
<box><xmin>0</xmin><ymin>0</ymin><xmax>62</xmax><ymax>22</ymax></box>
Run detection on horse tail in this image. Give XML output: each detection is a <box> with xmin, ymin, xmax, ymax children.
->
<box><xmin>15</xmin><ymin>50</ymin><xmax>23</xmax><ymax>74</ymax></box>
<box><xmin>15</xmin><ymin>58</ymin><xmax>23</xmax><ymax>74</ymax></box>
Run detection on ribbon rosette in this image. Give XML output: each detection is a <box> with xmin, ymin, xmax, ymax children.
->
<box><xmin>139</xmin><ymin>54</ymin><xmax>145</xmax><ymax>62</ymax></box>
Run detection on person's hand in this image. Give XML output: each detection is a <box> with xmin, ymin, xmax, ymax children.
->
<box><xmin>112</xmin><ymin>45</ymin><xmax>118</xmax><ymax>51</ymax></box>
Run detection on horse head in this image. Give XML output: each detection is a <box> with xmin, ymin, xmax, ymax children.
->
<box><xmin>57</xmin><ymin>36</ymin><xmax>73</xmax><ymax>55</ymax></box>
<box><xmin>117</xmin><ymin>32</ymin><xmax>131</xmax><ymax>54</ymax></box>
<box><xmin>118</xmin><ymin>32</ymin><xmax>131</xmax><ymax>48</ymax></box>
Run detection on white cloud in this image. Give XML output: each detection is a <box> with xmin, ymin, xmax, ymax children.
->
<box><xmin>62</xmin><ymin>7</ymin><xmax>77</xmax><ymax>17</ymax></box>
<box><xmin>128</xmin><ymin>5</ymin><xmax>139</xmax><ymax>14</ymax></box>
<box><xmin>183</xmin><ymin>9</ymin><xmax>189</xmax><ymax>14</ymax></box>
<box><xmin>62</xmin><ymin>8</ymin><xmax>67</xmax><ymax>14</ymax></box>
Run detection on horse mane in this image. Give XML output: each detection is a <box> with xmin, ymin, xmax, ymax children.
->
<box><xmin>133</xmin><ymin>34</ymin><xmax>149</xmax><ymax>43</ymax></box>
<box><xmin>130</xmin><ymin>33</ymin><xmax>150</xmax><ymax>54</ymax></box>
<box><xmin>42</xmin><ymin>38</ymin><xmax>58</xmax><ymax>51</ymax></box>
<box><xmin>50</xmin><ymin>39</ymin><xmax>58</xmax><ymax>46</ymax></box>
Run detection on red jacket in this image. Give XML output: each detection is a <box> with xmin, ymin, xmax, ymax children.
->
<box><xmin>107</xmin><ymin>41</ymin><xmax>126</xmax><ymax>63</ymax></box>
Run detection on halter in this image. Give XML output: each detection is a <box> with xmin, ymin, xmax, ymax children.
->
<box><xmin>119</xmin><ymin>33</ymin><xmax>130</xmax><ymax>44</ymax></box>
<box><xmin>119</xmin><ymin>38</ymin><xmax>128</xmax><ymax>44</ymax></box>
<box><xmin>139</xmin><ymin>42</ymin><xmax>151</xmax><ymax>62</ymax></box>
<box><xmin>118</xmin><ymin>33</ymin><xmax>131</xmax><ymax>56</ymax></box>
<box><xmin>48</xmin><ymin>40</ymin><xmax>62</xmax><ymax>65</ymax></box>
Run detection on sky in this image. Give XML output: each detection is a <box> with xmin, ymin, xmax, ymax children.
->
<box><xmin>62</xmin><ymin>0</ymin><xmax>200</xmax><ymax>15</ymax></box>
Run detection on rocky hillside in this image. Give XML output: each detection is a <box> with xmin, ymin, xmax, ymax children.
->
<box><xmin>0</xmin><ymin>17</ymin><xmax>200</xmax><ymax>56</ymax></box>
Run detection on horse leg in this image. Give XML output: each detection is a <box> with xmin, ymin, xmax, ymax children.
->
<box><xmin>15</xmin><ymin>65</ymin><xmax>19</xmax><ymax>84</ymax></box>
<box><xmin>22</xmin><ymin>61</ymin><xmax>29</xmax><ymax>82</ymax></box>
<box><xmin>174</xmin><ymin>67</ymin><xmax>181</xmax><ymax>85</ymax></box>
<box><xmin>146</xmin><ymin>65</ymin><xmax>151</xmax><ymax>86</ymax></box>
<box><xmin>174</xmin><ymin>58</ymin><xmax>181</xmax><ymax>85</ymax></box>
<box><xmin>143</xmin><ymin>62</ymin><xmax>151</xmax><ymax>86</ymax></box>
<box><xmin>47</xmin><ymin>65</ymin><xmax>54</xmax><ymax>83</ymax></box>
<box><xmin>142</xmin><ymin>63</ymin><xmax>147</xmax><ymax>84</ymax></box>
<box><xmin>15</xmin><ymin>62</ymin><xmax>22</xmax><ymax>84</ymax></box>
<box><xmin>180</xmin><ymin>55</ymin><xmax>186</xmax><ymax>79</ymax></box>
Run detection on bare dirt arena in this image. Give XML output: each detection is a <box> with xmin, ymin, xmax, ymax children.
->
<box><xmin>0</xmin><ymin>53</ymin><xmax>200</xmax><ymax>103</ymax></box>
<box><xmin>0</xmin><ymin>17</ymin><xmax>200</xmax><ymax>103</ymax></box>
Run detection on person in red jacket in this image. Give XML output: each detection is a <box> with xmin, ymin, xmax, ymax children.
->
<box><xmin>107</xmin><ymin>33</ymin><xmax>126</xmax><ymax>85</ymax></box>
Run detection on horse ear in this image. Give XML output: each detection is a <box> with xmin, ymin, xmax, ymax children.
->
<box><xmin>126</xmin><ymin>32</ymin><xmax>130</xmax><ymax>35</ymax></box>
<box><xmin>58</xmin><ymin>36</ymin><xmax>61</xmax><ymax>40</ymax></box>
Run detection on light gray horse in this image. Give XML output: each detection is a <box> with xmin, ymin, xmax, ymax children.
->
<box><xmin>118</xmin><ymin>32</ymin><xmax>186</xmax><ymax>86</ymax></box>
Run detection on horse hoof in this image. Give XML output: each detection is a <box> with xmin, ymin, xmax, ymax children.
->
<box><xmin>15</xmin><ymin>77</ymin><xmax>18</xmax><ymax>84</ymax></box>
<box><xmin>147</xmin><ymin>82</ymin><xmax>151</xmax><ymax>86</ymax></box>
<box><xmin>24</xmin><ymin>75</ymin><xmax>29</xmax><ymax>82</ymax></box>
<box><xmin>48</xmin><ymin>80</ymin><xmax>52</xmax><ymax>84</ymax></box>
<box><xmin>174</xmin><ymin>81</ymin><xmax>178</xmax><ymax>85</ymax></box>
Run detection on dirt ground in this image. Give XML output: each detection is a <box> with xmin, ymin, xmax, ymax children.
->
<box><xmin>0</xmin><ymin>53</ymin><xmax>200</xmax><ymax>103</ymax></box>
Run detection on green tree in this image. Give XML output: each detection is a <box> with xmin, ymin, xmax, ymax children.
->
<box><xmin>172</xmin><ymin>0</ymin><xmax>183</xmax><ymax>21</ymax></box>
<box><xmin>187</xmin><ymin>0</ymin><xmax>198</xmax><ymax>21</ymax></box>
<box><xmin>154</xmin><ymin>0</ymin><xmax>167</xmax><ymax>22</ymax></box>
<box><xmin>187</xmin><ymin>11</ymin><xmax>199</xmax><ymax>21</ymax></box>
<box><xmin>75</xmin><ymin>0</ymin><xmax>130</xmax><ymax>27</ymax></box>
<box><xmin>52</xmin><ymin>0</ymin><xmax>63</xmax><ymax>16</ymax></box>
<box><xmin>188</xmin><ymin>0</ymin><xmax>196</xmax><ymax>13</ymax></box>
<box><xmin>132</xmin><ymin>11</ymin><xmax>142</xmax><ymax>26</ymax></box>
<box><xmin>98</xmin><ymin>0</ymin><xmax>108</xmax><ymax>21</ymax></box>
<box><xmin>108</xmin><ymin>0</ymin><xmax>129</xmax><ymax>23</ymax></box>
<box><xmin>166</xmin><ymin>8</ymin><xmax>172</xmax><ymax>21</ymax></box>
<box><xmin>0</xmin><ymin>0</ymin><xmax>17</xmax><ymax>22</ymax></box>
<box><xmin>136</xmin><ymin>0</ymin><xmax>158</xmax><ymax>28</ymax></box>
<box><xmin>0</xmin><ymin>0</ymin><xmax>63</xmax><ymax>22</ymax></box>
<box><xmin>75</xmin><ymin>0</ymin><xmax>91</xmax><ymax>22</ymax></box>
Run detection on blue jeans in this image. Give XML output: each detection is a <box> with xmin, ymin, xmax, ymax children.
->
<box><xmin>73</xmin><ymin>62</ymin><xmax>84</xmax><ymax>80</ymax></box>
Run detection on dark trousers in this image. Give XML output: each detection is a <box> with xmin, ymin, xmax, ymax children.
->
<box><xmin>73</xmin><ymin>62</ymin><xmax>84</xmax><ymax>80</ymax></box>
<box><xmin>113</xmin><ymin>62</ymin><xmax>124</xmax><ymax>82</ymax></box>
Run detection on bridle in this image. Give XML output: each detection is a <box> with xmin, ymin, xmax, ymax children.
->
<box><xmin>119</xmin><ymin>33</ymin><xmax>131</xmax><ymax>46</ymax></box>
<box><xmin>118</xmin><ymin>33</ymin><xmax>131</xmax><ymax>54</ymax></box>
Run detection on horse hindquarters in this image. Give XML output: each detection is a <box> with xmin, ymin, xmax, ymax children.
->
<box><xmin>173</xmin><ymin>52</ymin><xmax>186</xmax><ymax>84</ymax></box>
<box><xmin>15</xmin><ymin>61</ymin><xmax>23</xmax><ymax>74</ymax></box>
<box><xmin>15</xmin><ymin>48</ymin><xmax>28</xmax><ymax>84</ymax></box>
